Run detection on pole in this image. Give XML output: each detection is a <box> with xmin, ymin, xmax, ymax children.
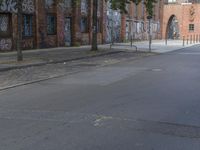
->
<box><xmin>91</xmin><ymin>0</ymin><xmax>98</xmax><ymax>51</ymax></box>
<box><xmin>147</xmin><ymin>16</ymin><xmax>152</xmax><ymax>52</ymax></box>
<box><xmin>17</xmin><ymin>0</ymin><xmax>23</xmax><ymax>61</ymax></box>
<box><xmin>111</xmin><ymin>9</ymin><xmax>114</xmax><ymax>45</ymax></box>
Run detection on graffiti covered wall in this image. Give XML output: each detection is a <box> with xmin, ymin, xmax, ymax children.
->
<box><xmin>57</xmin><ymin>0</ymin><xmax>72</xmax><ymax>46</ymax></box>
<box><xmin>106</xmin><ymin>2</ymin><xmax>121</xmax><ymax>43</ymax></box>
<box><xmin>0</xmin><ymin>5</ymin><xmax>13</xmax><ymax>51</ymax></box>
<box><xmin>0</xmin><ymin>0</ymin><xmax>35</xmax><ymax>51</ymax></box>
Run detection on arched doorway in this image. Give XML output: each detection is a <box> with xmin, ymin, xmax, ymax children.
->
<box><xmin>166</xmin><ymin>15</ymin><xmax>179</xmax><ymax>39</ymax></box>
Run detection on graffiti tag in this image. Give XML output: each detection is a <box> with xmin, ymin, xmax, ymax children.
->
<box><xmin>0</xmin><ymin>0</ymin><xmax>17</xmax><ymax>13</ymax></box>
<box><xmin>22</xmin><ymin>39</ymin><xmax>33</xmax><ymax>49</ymax></box>
<box><xmin>0</xmin><ymin>38</ymin><xmax>12</xmax><ymax>51</ymax></box>
<box><xmin>22</xmin><ymin>0</ymin><xmax>34</xmax><ymax>13</ymax></box>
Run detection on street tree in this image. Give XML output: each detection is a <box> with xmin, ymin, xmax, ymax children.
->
<box><xmin>0</xmin><ymin>0</ymin><xmax>23</xmax><ymax>61</ymax></box>
<box><xmin>90</xmin><ymin>0</ymin><xmax>157</xmax><ymax>51</ymax></box>
<box><xmin>91</xmin><ymin>0</ymin><xmax>98</xmax><ymax>51</ymax></box>
<box><xmin>110</xmin><ymin>0</ymin><xmax>156</xmax><ymax>16</ymax></box>
<box><xmin>17</xmin><ymin>0</ymin><xmax>23</xmax><ymax>61</ymax></box>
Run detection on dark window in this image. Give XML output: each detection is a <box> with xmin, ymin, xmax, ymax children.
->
<box><xmin>47</xmin><ymin>14</ymin><xmax>56</xmax><ymax>35</ymax></box>
<box><xmin>0</xmin><ymin>13</ymin><xmax>11</xmax><ymax>37</ymax></box>
<box><xmin>23</xmin><ymin>15</ymin><xmax>33</xmax><ymax>37</ymax></box>
<box><xmin>80</xmin><ymin>17</ymin><xmax>88</xmax><ymax>33</ymax></box>
<box><xmin>189</xmin><ymin>24</ymin><xmax>194</xmax><ymax>31</ymax></box>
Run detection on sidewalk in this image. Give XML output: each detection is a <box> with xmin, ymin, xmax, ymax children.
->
<box><xmin>0</xmin><ymin>40</ymin><xmax>198</xmax><ymax>72</ymax></box>
<box><xmin>110</xmin><ymin>40</ymin><xmax>199</xmax><ymax>53</ymax></box>
<box><xmin>0</xmin><ymin>45</ymin><xmax>122</xmax><ymax>72</ymax></box>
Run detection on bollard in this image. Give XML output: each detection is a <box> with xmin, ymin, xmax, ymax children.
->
<box><xmin>183</xmin><ymin>36</ymin><xmax>185</xmax><ymax>46</ymax></box>
<box><xmin>196</xmin><ymin>35</ymin><xmax>198</xmax><ymax>43</ymax></box>
<box><xmin>190</xmin><ymin>35</ymin><xmax>192</xmax><ymax>44</ymax></box>
<box><xmin>193</xmin><ymin>35</ymin><xmax>195</xmax><ymax>43</ymax></box>
<box><xmin>187</xmin><ymin>35</ymin><xmax>189</xmax><ymax>45</ymax></box>
<box><xmin>199</xmin><ymin>35</ymin><xmax>200</xmax><ymax>42</ymax></box>
<box><xmin>131</xmin><ymin>36</ymin><xmax>133</xmax><ymax>47</ymax></box>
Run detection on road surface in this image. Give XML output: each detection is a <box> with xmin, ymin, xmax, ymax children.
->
<box><xmin>1</xmin><ymin>45</ymin><xmax>200</xmax><ymax>150</ymax></box>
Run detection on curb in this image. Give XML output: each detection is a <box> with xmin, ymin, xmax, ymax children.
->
<box><xmin>0</xmin><ymin>50</ymin><xmax>124</xmax><ymax>72</ymax></box>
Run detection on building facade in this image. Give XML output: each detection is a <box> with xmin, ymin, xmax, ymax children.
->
<box><xmin>0</xmin><ymin>0</ymin><xmax>107</xmax><ymax>51</ymax></box>
<box><xmin>0</xmin><ymin>0</ymin><xmax>163</xmax><ymax>51</ymax></box>
<box><xmin>162</xmin><ymin>0</ymin><xmax>200</xmax><ymax>41</ymax></box>
<box><xmin>120</xmin><ymin>0</ymin><xmax>164</xmax><ymax>42</ymax></box>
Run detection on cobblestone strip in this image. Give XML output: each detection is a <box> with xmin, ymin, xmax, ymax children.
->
<box><xmin>0</xmin><ymin>52</ymin><xmax>154</xmax><ymax>91</ymax></box>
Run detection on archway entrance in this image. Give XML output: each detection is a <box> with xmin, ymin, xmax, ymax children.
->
<box><xmin>166</xmin><ymin>15</ymin><xmax>179</xmax><ymax>39</ymax></box>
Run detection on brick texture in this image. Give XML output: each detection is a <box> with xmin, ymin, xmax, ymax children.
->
<box><xmin>162</xmin><ymin>2</ymin><xmax>200</xmax><ymax>41</ymax></box>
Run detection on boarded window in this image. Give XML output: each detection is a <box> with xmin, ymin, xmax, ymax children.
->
<box><xmin>23</xmin><ymin>15</ymin><xmax>33</xmax><ymax>37</ymax></box>
<box><xmin>80</xmin><ymin>17</ymin><xmax>88</xmax><ymax>33</ymax></box>
<box><xmin>47</xmin><ymin>14</ymin><xmax>56</xmax><ymax>35</ymax></box>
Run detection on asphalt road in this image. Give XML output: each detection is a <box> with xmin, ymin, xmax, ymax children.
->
<box><xmin>1</xmin><ymin>45</ymin><xmax>200</xmax><ymax>150</ymax></box>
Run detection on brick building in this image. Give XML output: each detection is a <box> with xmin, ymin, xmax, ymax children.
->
<box><xmin>0</xmin><ymin>0</ymin><xmax>163</xmax><ymax>51</ymax></box>
<box><xmin>0</xmin><ymin>0</ymin><xmax>107</xmax><ymax>51</ymax></box>
<box><xmin>120</xmin><ymin>0</ymin><xmax>164</xmax><ymax>41</ymax></box>
<box><xmin>162</xmin><ymin>0</ymin><xmax>200</xmax><ymax>41</ymax></box>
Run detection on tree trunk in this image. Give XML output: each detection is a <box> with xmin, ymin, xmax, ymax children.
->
<box><xmin>91</xmin><ymin>0</ymin><xmax>98</xmax><ymax>51</ymax></box>
<box><xmin>17</xmin><ymin>0</ymin><xmax>23</xmax><ymax>61</ymax></box>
